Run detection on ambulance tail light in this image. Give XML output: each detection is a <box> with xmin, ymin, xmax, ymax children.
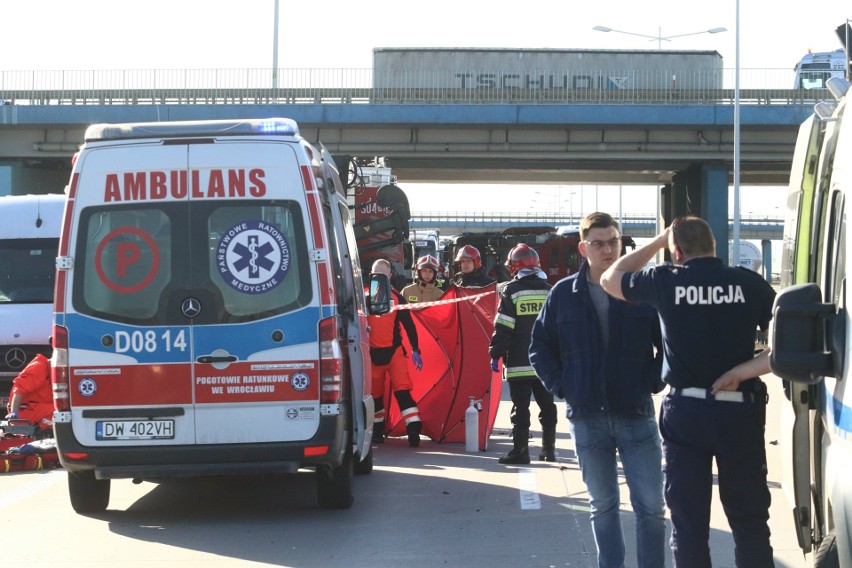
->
<box><xmin>52</xmin><ymin>325</ymin><xmax>70</xmax><ymax>412</ymax></box>
<box><xmin>319</xmin><ymin>316</ymin><xmax>342</xmax><ymax>404</ymax></box>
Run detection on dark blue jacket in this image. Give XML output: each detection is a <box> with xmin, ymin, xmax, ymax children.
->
<box><xmin>529</xmin><ymin>261</ymin><xmax>664</xmax><ymax>418</ymax></box>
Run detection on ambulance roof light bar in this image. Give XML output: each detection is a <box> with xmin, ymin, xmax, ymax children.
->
<box><xmin>85</xmin><ymin>118</ymin><xmax>299</xmax><ymax>142</ymax></box>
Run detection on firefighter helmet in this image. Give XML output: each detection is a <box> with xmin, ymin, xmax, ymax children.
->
<box><xmin>454</xmin><ymin>245</ymin><xmax>482</xmax><ymax>269</ymax></box>
<box><xmin>416</xmin><ymin>255</ymin><xmax>440</xmax><ymax>280</ymax></box>
<box><xmin>506</xmin><ymin>243</ymin><xmax>540</xmax><ymax>276</ymax></box>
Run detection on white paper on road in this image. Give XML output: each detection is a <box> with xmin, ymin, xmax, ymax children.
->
<box><xmin>0</xmin><ymin>469</ymin><xmax>64</xmax><ymax>510</ymax></box>
<box><xmin>518</xmin><ymin>468</ymin><xmax>541</xmax><ymax>510</ymax></box>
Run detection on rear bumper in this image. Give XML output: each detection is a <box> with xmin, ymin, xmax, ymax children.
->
<box><xmin>55</xmin><ymin>410</ymin><xmax>350</xmax><ymax>480</ymax></box>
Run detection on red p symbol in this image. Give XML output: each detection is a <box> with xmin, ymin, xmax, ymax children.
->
<box><xmin>95</xmin><ymin>227</ymin><xmax>159</xmax><ymax>294</ymax></box>
<box><xmin>116</xmin><ymin>242</ymin><xmax>141</xmax><ymax>278</ymax></box>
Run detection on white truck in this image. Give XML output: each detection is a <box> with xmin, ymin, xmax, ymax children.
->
<box><xmin>769</xmin><ymin>75</ymin><xmax>852</xmax><ymax>566</ymax></box>
<box><xmin>0</xmin><ymin>194</ymin><xmax>65</xmax><ymax>408</ymax></box>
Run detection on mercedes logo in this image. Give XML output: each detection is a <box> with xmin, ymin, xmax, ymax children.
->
<box><xmin>181</xmin><ymin>297</ymin><xmax>202</xmax><ymax>318</ymax></box>
<box><xmin>5</xmin><ymin>348</ymin><xmax>27</xmax><ymax>370</ymax></box>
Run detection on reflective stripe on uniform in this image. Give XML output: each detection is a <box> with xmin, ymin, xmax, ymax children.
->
<box><xmin>510</xmin><ymin>289</ymin><xmax>549</xmax><ymax>302</ymax></box>
<box><xmin>506</xmin><ymin>366</ymin><xmax>537</xmax><ymax>379</ymax></box>
<box><xmin>401</xmin><ymin>406</ymin><xmax>422</xmax><ymax>424</ymax></box>
<box><xmin>496</xmin><ymin>313</ymin><xmax>516</xmax><ymax>329</ymax></box>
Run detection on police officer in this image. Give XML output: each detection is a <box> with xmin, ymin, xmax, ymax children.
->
<box><xmin>402</xmin><ymin>255</ymin><xmax>445</xmax><ymax>303</ymax></box>
<box><xmin>600</xmin><ymin>216</ymin><xmax>776</xmax><ymax>568</ymax></box>
<box><xmin>489</xmin><ymin>244</ymin><xmax>556</xmax><ymax>464</ymax></box>
<box><xmin>452</xmin><ymin>245</ymin><xmax>494</xmax><ymax>287</ymax></box>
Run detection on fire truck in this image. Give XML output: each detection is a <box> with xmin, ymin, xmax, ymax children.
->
<box><xmin>338</xmin><ymin>158</ymin><xmax>414</xmax><ymax>290</ymax></box>
<box><xmin>444</xmin><ymin>227</ymin><xmax>635</xmax><ymax>285</ymax></box>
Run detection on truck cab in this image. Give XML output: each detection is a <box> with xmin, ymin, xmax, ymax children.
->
<box><xmin>0</xmin><ymin>194</ymin><xmax>65</xmax><ymax>407</ymax></box>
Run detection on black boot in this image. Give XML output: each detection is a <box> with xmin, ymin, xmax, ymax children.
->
<box><xmin>539</xmin><ymin>427</ymin><xmax>557</xmax><ymax>462</ymax></box>
<box><xmin>499</xmin><ymin>428</ymin><xmax>530</xmax><ymax>464</ymax></box>
<box><xmin>406</xmin><ymin>421</ymin><xmax>422</xmax><ymax>447</ymax></box>
<box><xmin>372</xmin><ymin>421</ymin><xmax>385</xmax><ymax>444</ymax></box>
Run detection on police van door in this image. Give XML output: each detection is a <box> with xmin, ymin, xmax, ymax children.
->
<box><xmin>186</xmin><ymin>141</ymin><xmax>320</xmax><ymax>444</ymax></box>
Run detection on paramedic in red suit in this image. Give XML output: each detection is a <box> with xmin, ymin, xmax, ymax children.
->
<box><xmin>369</xmin><ymin>259</ymin><xmax>424</xmax><ymax>447</ymax></box>
<box><xmin>5</xmin><ymin>353</ymin><xmax>53</xmax><ymax>432</ymax></box>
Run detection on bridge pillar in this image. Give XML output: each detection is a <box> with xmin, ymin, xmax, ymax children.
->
<box><xmin>761</xmin><ymin>239</ymin><xmax>773</xmax><ymax>282</ymax></box>
<box><xmin>660</xmin><ymin>163</ymin><xmax>729</xmax><ymax>263</ymax></box>
<box><xmin>701</xmin><ymin>163</ymin><xmax>730</xmax><ymax>266</ymax></box>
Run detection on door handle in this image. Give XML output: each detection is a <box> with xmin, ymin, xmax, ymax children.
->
<box><xmin>196</xmin><ymin>355</ymin><xmax>238</xmax><ymax>364</ymax></box>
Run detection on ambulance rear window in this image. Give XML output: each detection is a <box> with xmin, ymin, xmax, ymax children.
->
<box><xmin>73</xmin><ymin>201</ymin><xmax>311</xmax><ymax>325</ymax></box>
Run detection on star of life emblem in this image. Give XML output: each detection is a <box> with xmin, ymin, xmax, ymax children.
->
<box><xmin>216</xmin><ymin>220</ymin><xmax>291</xmax><ymax>294</ymax></box>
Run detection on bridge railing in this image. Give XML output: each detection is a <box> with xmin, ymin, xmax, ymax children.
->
<box><xmin>0</xmin><ymin>67</ymin><xmax>832</xmax><ymax>106</ymax></box>
<box><xmin>411</xmin><ymin>211</ymin><xmax>785</xmax><ymax>228</ymax></box>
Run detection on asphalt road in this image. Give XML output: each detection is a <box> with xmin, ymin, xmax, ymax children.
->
<box><xmin>0</xmin><ymin>377</ymin><xmax>806</xmax><ymax>568</ymax></box>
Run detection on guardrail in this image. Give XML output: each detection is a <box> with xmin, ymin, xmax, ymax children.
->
<box><xmin>0</xmin><ymin>68</ymin><xmax>831</xmax><ymax>106</ymax></box>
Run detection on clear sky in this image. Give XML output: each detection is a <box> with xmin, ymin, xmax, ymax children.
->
<box><xmin>2</xmin><ymin>0</ymin><xmax>848</xmax><ymax>222</ymax></box>
<box><xmin>3</xmin><ymin>0</ymin><xmax>848</xmax><ymax>71</ymax></box>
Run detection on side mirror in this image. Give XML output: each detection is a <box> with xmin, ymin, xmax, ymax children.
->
<box><xmin>367</xmin><ymin>272</ymin><xmax>391</xmax><ymax>315</ymax></box>
<box><xmin>769</xmin><ymin>283</ymin><xmax>843</xmax><ymax>383</ymax></box>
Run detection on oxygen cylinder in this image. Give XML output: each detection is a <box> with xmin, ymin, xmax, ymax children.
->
<box><xmin>465</xmin><ymin>397</ymin><xmax>479</xmax><ymax>452</ymax></box>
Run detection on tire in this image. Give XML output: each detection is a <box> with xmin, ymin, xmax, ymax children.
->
<box><xmin>316</xmin><ymin>448</ymin><xmax>354</xmax><ymax>509</ymax></box>
<box><xmin>354</xmin><ymin>444</ymin><xmax>374</xmax><ymax>475</ymax></box>
<box><xmin>814</xmin><ymin>532</ymin><xmax>840</xmax><ymax>568</ymax></box>
<box><xmin>68</xmin><ymin>470</ymin><xmax>110</xmax><ymax>514</ymax></box>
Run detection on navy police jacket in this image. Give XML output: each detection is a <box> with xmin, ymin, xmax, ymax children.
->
<box><xmin>530</xmin><ymin>261</ymin><xmax>664</xmax><ymax>418</ymax></box>
<box><xmin>621</xmin><ymin>256</ymin><xmax>775</xmax><ymax>390</ymax></box>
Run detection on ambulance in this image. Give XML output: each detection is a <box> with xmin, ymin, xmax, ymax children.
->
<box><xmin>770</xmin><ymin>75</ymin><xmax>852</xmax><ymax>566</ymax></box>
<box><xmin>52</xmin><ymin>118</ymin><xmax>388</xmax><ymax>512</ymax></box>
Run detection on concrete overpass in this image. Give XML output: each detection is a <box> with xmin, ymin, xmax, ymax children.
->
<box><xmin>0</xmin><ymin>67</ymin><xmax>820</xmax><ymax>263</ymax></box>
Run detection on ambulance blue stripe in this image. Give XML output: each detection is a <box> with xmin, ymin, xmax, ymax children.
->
<box><xmin>66</xmin><ymin>306</ymin><xmax>324</xmax><ymax>363</ymax></box>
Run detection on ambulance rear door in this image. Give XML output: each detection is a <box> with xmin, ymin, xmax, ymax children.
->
<box><xmin>66</xmin><ymin>142</ymin><xmax>197</xmax><ymax>448</ymax></box>
<box><xmin>186</xmin><ymin>140</ymin><xmax>320</xmax><ymax>444</ymax></box>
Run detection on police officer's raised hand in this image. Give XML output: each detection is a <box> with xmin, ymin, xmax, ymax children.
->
<box><xmin>412</xmin><ymin>351</ymin><xmax>423</xmax><ymax>371</ymax></box>
<box><xmin>490</xmin><ymin>358</ymin><xmax>500</xmax><ymax>373</ymax></box>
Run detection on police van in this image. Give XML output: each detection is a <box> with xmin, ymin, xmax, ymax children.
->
<box><xmin>770</xmin><ymin>76</ymin><xmax>852</xmax><ymax>566</ymax></box>
<box><xmin>52</xmin><ymin>118</ymin><xmax>388</xmax><ymax>512</ymax></box>
<box><xmin>0</xmin><ymin>194</ymin><xmax>65</xmax><ymax>407</ymax></box>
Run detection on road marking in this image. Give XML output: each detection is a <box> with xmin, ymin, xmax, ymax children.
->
<box><xmin>518</xmin><ymin>468</ymin><xmax>541</xmax><ymax>510</ymax></box>
<box><xmin>0</xmin><ymin>469</ymin><xmax>64</xmax><ymax>510</ymax></box>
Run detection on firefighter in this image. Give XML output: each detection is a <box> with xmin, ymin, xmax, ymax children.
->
<box><xmin>489</xmin><ymin>244</ymin><xmax>557</xmax><ymax>464</ymax></box>
<box><xmin>5</xmin><ymin>352</ymin><xmax>53</xmax><ymax>436</ymax></box>
<box><xmin>452</xmin><ymin>245</ymin><xmax>494</xmax><ymax>287</ymax></box>
<box><xmin>369</xmin><ymin>259</ymin><xmax>425</xmax><ymax>447</ymax></box>
<box><xmin>402</xmin><ymin>255</ymin><xmax>445</xmax><ymax>303</ymax></box>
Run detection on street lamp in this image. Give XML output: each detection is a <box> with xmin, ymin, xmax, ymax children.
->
<box><xmin>593</xmin><ymin>25</ymin><xmax>727</xmax><ymax>50</ymax></box>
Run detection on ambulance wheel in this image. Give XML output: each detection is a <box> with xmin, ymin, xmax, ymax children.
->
<box><xmin>316</xmin><ymin>448</ymin><xmax>354</xmax><ymax>509</ymax></box>
<box><xmin>354</xmin><ymin>445</ymin><xmax>373</xmax><ymax>475</ymax></box>
<box><xmin>814</xmin><ymin>532</ymin><xmax>839</xmax><ymax>568</ymax></box>
<box><xmin>68</xmin><ymin>470</ymin><xmax>110</xmax><ymax>514</ymax></box>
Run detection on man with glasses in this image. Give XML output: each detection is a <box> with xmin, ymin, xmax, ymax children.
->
<box><xmin>530</xmin><ymin>212</ymin><xmax>666</xmax><ymax>568</ymax></box>
<box><xmin>600</xmin><ymin>216</ymin><xmax>776</xmax><ymax>568</ymax></box>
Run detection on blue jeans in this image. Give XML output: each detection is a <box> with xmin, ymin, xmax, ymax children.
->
<box><xmin>569</xmin><ymin>413</ymin><xmax>666</xmax><ymax>568</ymax></box>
